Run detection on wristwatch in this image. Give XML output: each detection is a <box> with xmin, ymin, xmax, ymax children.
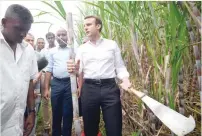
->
<box><xmin>28</xmin><ymin>108</ymin><xmax>36</xmax><ymax>114</ymax></box>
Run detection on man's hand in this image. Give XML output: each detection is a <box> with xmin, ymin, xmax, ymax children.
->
<box><xmin>37</xmin><ymin>72</ymin><xmax>42</xmax><ymax>80</ymax></box>
<box><xmin>33</xmin><ymin>72</ymin><xmax>42</xmax><ymax>85</ymax></box>
<box><xmin>120</xmin><ymin>78</ymin><xmax>131</xmax><ymax>91</ymax></box>
<box><xmin>23</xmin><ymin>112</ymin><xmax>35</xmax><ymax>136</ymax></box>
<box><xmin>43</xmin><ymin>89</ymin><xmax>50</xmax><ymax>100</ymax></box>
<box><xmin>67</xmin><ymin>59</ymin><xmax>80</xmax><ymax>74</ymax></box>
<box><xmin>77</xmin><ymin>88</ymin><xmax>81</xmax><ymax>98</ymax></box>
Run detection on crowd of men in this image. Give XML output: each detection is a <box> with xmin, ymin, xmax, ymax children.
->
<box><xmin>0</xmin><ymin>4</ymin><xmax>131</xmax><ymax>136</ymax></box>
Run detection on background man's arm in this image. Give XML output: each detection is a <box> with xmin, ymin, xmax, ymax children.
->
<box><xmin>44</xmin><ymin>72</ymin><xmax>52</xmax><ymax>92</ymax></box>
<box><xmin>43</xmin><ymin>50</ymin><xmax>54</xmax><ymax>99</ymax></box>
<box><xmin>27</xmin><ymin>79</ymin><xmax>35</xmax><ymax>110</ymax></box>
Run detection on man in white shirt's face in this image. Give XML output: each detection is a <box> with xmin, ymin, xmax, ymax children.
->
<box><xmin>84</xmin><ymin>17</ymin><xmax>102</xmax><ymax>41</ymax></box>
<box><xmin>46</xmin><ymin>32</ymin><xmax>55</xmax><ymax>47</ymax></box>
<box><xmin>36</xmin><ymin>38</ymin><xmax>45</xmax><ymax>52</ymax></box>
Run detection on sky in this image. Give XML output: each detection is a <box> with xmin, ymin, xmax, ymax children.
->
<box><xmin>0</xmin><ymin>1</ymin><xmax>82</xmax><ymax>45</ymax></box>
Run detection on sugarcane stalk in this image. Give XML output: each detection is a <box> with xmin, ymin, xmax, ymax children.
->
<box><xmin>192</xmin><ymin>67</ymin><xmax>198</xmax><ymax>90</ymax></box>
<box><xmin>193</xmin><ymin>45</ymin><xmax>201</xmax><ymax>91</ymax></box>
<box><xmin>165</xmin><ymin>67</ymin><xmax>171</xmax><ymax>106</ymax></box>
<box><xmin>164</xmin><ymin>67</ymin><xmax>175</xmax><ymax>136</ymax></box>
<box><xmin>186</xmin><ymin>16</ymin><xmax>201</xmax><ymax>106</ymax></box>
<box><xmin>66</xmin><ymin>12</ymin><xmax>82</xmax><ymax>136</ymax></box>
<box><xmin>183</xmin><ymin>2</ymin><xmax>201</xmax><ymax>30</ymax></box>
<box><xmin>178</xmin><ymin>69</ymin><xmax>185</xmax><ymax>115</ymax></box>
<box><xmin>188</xmin><ymin>72</ymin><xmax>194</xmax><ymax>103</ymax></box>
<box><xmin>130</xmin><ymin>23</ymin><xmax>143</xmax><ymax>79</ymax></box>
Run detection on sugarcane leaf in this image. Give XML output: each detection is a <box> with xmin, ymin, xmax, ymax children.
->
<box><xmin>41</xmin><ymin>1</ymin><xmax>65</xmax><ymax>20</ymax></box>
<box><xmin>54</xmin><ymin>1</ymin><xmax>66</xmax><ymax>19</ymax></box>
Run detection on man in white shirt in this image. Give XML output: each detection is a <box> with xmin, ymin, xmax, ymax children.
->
<box><xmin>40</xmin><ymin>32</ymin><xmax>56</xmax><ymax>62</ymax></box>
<box><xmin>24</xmin><ymin>33</ymin><xmax>35</xmax><ymax>48</ymax></box>
<box><xmin>0</xmin><ymin>4</ymin><xmax>37</xmax><ymax>136</ymax></box>
<box><xmin>24</xmin><ymin>33</ymin><xmax>44</xmax><ymax>136</ymax></box>
<box><xmin>40</xmin><ymin>32</ymin><xmax>56</xmax><ymax>135</ymax></box>
<box><xmin>36</xmin><ymin>37</ymin><xmax>45</xmax><ymax>52</ymax></box>
<box><xmin>67</xmin><ymin>15</ymin><xmax>131</xmax><ymax>136</ymax></box>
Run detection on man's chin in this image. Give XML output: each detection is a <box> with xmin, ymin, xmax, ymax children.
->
<box><xmin>17</xmin><ymin>39</ymin><xmax>23</xmax><ymax>43</ymax></box>
<box><xmin>59</xmin><ymin>44</ymin><xmax>67</xmax><ymax>48</ymax></box>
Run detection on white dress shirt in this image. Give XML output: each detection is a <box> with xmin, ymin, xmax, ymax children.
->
<box><xmin>40</xmin><ymin>46</ymin><xmax>51</xmax><ymax>60</ymax></box>
<box><xmin>40</xmin><ymin>47</ymin><xmax>52</xmax><ymax>71</ymax></box>
<box><xmin>0</xmin><ymin>32</ymin><xmax>38</xmax><ymax>136</ymax></box>
<box><xmin>76</xmin><ymin>38</ymin><xmax>129</xmax><ymax>80</ymax></box>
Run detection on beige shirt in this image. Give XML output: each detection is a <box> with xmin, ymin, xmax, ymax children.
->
<box><xmin>0</xmin><ymin>32</ymin><xmax>38</xmax><ymax>136</ymax></box>
<box><xmin>76</xmin><ymin>38</ymin><xmax>129</xmax><ymax>80</ymax></box>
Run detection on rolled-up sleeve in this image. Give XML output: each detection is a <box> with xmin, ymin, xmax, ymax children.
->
<box><xmin>45</xmin><ymin>50</ymin><xmax>53</xmax><ymax>73</ymax></box>
<box><xmin>114</xmin><ymin>41</ymin><xmax>129</xmax><ymax>80</ymax></box>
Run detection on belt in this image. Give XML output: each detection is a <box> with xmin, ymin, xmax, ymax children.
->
<box><xmin>53</xmin><ymin>77</ymin><xmax>70</xmax><ymax>82</ymax></box>
<box><xmin>84</xmin><ymin>78</ymin><xmax>115</xmax><ymax>85</ymax></box>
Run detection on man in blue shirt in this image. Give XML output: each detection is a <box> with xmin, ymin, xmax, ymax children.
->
<box><xmin>44</xmin><ymin>28</ymin><xmax>73</xmax><ymax>136</ymax></box>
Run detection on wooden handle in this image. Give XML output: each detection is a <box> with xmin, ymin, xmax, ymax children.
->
<box><xmin>127</xmin><ymin>87</ymin><xmax>147</xmax><ymax>99</ymax></box>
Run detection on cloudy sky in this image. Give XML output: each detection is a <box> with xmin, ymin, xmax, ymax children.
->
<box><xmin>0</xmin><ymin>1</ymin><xmax>82</xmax><ymax>43</ymax></box>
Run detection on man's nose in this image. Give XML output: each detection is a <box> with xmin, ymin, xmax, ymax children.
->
<box><xmin>84</xmin><ymin>26</ymin><xmax>88</xmax><ymax>31</ymax></box>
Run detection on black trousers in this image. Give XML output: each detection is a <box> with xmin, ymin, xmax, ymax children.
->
<box><xmin>81</xmin><ymin>78</ymin><xmax>122</xmax><ymax>136</ymax></box>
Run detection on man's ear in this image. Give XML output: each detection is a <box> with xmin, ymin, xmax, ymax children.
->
<box><xmin>97</xmin><ymin>24</ymin><xmax>101</xmax><ymax>31</ymax></box>
<box><xmin>1</xmin><ymin>18</ymin><xmax>6</xmax><ymax>27</ymax></box>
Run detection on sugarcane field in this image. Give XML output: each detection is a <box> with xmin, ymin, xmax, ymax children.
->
<box><xmin>0</xmin><ymin>1</ymin><xmax>201</xmax><ymax>136</ymax></box>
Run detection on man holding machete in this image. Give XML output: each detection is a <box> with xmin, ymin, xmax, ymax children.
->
<box><xmin>67</xmin><ymin>15</ymin><xmax>131</xmax><ymax>136</ymax></box>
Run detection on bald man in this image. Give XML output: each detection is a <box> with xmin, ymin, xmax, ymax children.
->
<box><xmin>0</xmin><ymin>4</ymin><xmax>37</xmax><ymax>136</ymax></box>
<box><xmin>44</xmin><ymin>28</ymin><xmax>73</xmax><ymax>136</ymax></box>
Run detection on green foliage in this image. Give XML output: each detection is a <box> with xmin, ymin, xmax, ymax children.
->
<box><xmin>35</xmin><ymin>1</ymin><xmax>200</xmax><ymax>135</ymax></box>
<box><xmin>132</xmin><ymin>131</ymin><xmax>141</xmax><ymax>136</ymax></box>
<box><xmin>38</xmin><ymin>0</ymin><xmax>193</xmax><ymax>109</ymax></box>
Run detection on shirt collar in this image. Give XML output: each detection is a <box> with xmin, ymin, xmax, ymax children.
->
<box><xmin>1</xmin><ymin>31</ymin><xmax>28</xmax><ymax>48</ymax></box>
<box><xmin>88</xmin><ymin>36</ymin><xmax>104</xmax><ymax>46</ymax></box>
<box><xmin>1</xmin><ymin>31</ymin><xmax>29</xmax><ymax>63</ymax></box>
<box><xmin>58</xmin><ymin>45</ymin><xmax>70</xmax><ymax>50</ymax></box>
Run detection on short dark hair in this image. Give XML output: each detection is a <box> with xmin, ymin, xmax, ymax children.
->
<box><xmin>84</xmin><ymin>15</ymin><xmax>102</xmax><ymax>32</ymax></box>
<box><xmin>5</xmin><ymin>4</ymin><xmax>33</xmax><ymax>24</ymax></box>
<box><xmin>37</xmin><ymin>38</ymin><xmax>44</xmax><ymax>41</ymax></box>
<box><xmin>46</xmin><ymin>32</ymin><xmax>55</xmax><ymax>39</ymax></box>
